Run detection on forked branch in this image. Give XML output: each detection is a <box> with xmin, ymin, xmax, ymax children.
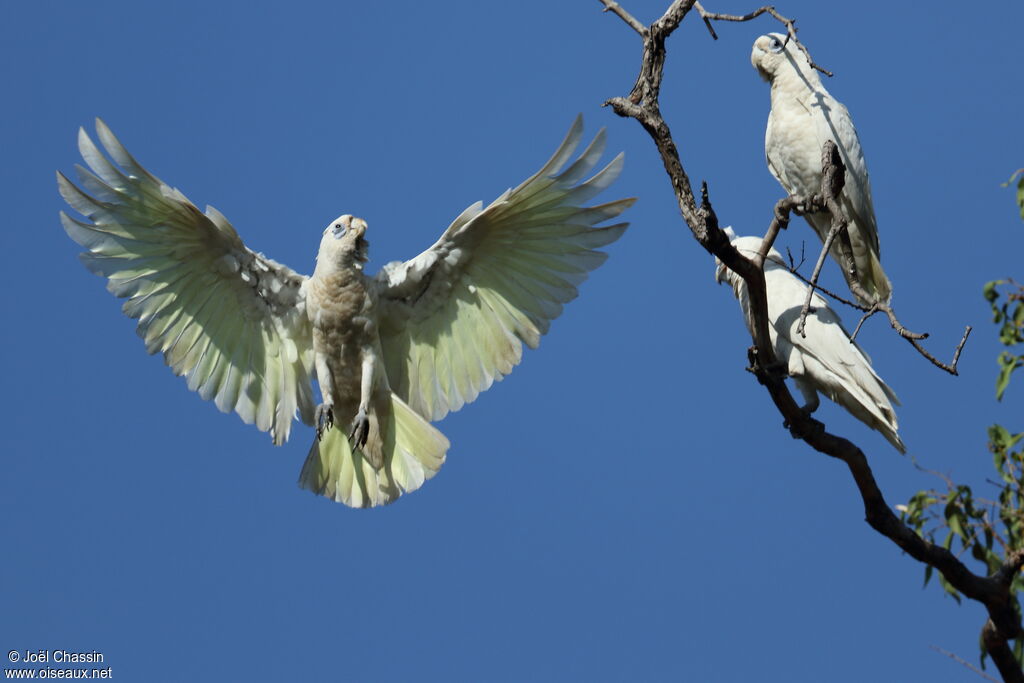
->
<box><xmin>691</xmin><ymin>2</ymin><xmax>833</xmax><ymax>76</ymax></box>
<box><xmin>785</xmin><ymin>142</ymin><xmax>970</xmax><ymax>374</ymax></box>
<box><xmin>596</xmin><ymin>1</ymin><xmax>1019</xmax><ymax>679</ymax></box>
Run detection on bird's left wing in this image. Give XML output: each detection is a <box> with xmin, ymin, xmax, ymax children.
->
<box><xmin>372</xmin><ymin>116</ymin><xmax>634</xmax><ymax>421</ymax></box>
<box><xmin>774</xmin><ymin>277</ymin><xmax>900</xmax><ymax>416</ymax></box>
<box><xmin>812</xmin><ymin>97</ymin><xmax>880</xmax><ymax>254</ymax></box>
<box><xmin>59</xmin><ymin>120</ymin><xmax>317</xmax><ymax>445</ymax></box>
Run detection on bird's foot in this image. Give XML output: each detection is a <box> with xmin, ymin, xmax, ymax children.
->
<box><xmin>315</xmin><ymin>404</ymin><xmax>334</xmax><ymax>440</ymax></box>
<box><xmin>349</xmin><ymin>409</ymin><xmax>370</xmax><ymax>449</ymax></box>
<box><xmin>783</xmin><ymin>406</ymin><xmax>823</xmax><ymax>440</ymax></box>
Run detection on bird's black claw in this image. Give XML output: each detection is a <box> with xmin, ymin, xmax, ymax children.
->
<box><xmin>315</xmin><ymin>404</ymin><xmax>334</xmax><ymax>441</ymax></box>
<box><xmin>349</xmin><ymin>411</ymin><xmax>370</xmax><ymax>449</ymax></box>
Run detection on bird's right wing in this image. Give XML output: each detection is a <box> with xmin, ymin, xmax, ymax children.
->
<box><xmin>372</xmin><ymin>117</ymin><xmax>633</xmax><ymax>421</ymax></box>
<box><xmin>59</xmin><ymin>120</ymin><xmax>317</xmax><ymax>445</ymax></box>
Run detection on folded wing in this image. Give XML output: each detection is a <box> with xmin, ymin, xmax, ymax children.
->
<box><xmin>372</xmin><ymin>116</ymin><xmax>634</xmax><ymax>421</ymax></box>
<box><xmin>59</xmin><ymin>120</ymin><xmax>316</xmax><ymax>444</ymax></box>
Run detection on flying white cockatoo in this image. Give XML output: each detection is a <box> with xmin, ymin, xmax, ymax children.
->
<box><xmin>715</xmin><ymin>231</ymin><xmax>905</xmax><ymax>453</ymax></box>
<box><xmin>59</xmin><ymin>116</ymin><xmax>633</xmax><ymax>507</ymax></box>
<box><xmin>751</xmin><ymin>33</ymin><xmax>892</xmax><ymax>305</ymax></box>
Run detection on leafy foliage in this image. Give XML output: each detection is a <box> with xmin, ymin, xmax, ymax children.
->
<box><xmin>898</xmin><ymin>177</ymin><xmax>1024</xmax><ymax>669</ymax></box>
<box><xmin>985</xmin><ymin>279</ymin><xmax>1024</xmax><ymax>400</ymax></box>
<box><xmin>1004</xmin><ymin>170</ymin><xmax>1024</xmax><ymax>222</ymax></box>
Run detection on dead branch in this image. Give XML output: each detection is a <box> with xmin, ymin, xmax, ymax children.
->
<box><xmin>795</xmin><ymin>142</ymin><xmax>847</xmax><ymax>337</ymax></box>
<box><xmin>929</xmin><ymin>645</ymin><xmax>1001</xmax><ymax>683</ymax></box>
<box><xmin>597</xmin><ymin>1</ymin><xmax>1021</xmax><ymax>679</ymax></box>
<box><xmin>780</xmin><ymin>142</ymin><xmax>969</xmax><ymax>373</ymax></box>
<box><xmin>691</xmin><ymin>1</ymin><xmax>833</xmax><ymax>76</ymax></box>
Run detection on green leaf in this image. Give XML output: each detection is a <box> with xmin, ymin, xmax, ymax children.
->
<box><xmin>991</xmin><ymin>424</ymin><xmax>1013</xmax><ymax>449</ymax></box>
<box><xmin>1017</xmin><ymin>174</ymin><xmax>1024</xmax><ymax>221</ymax></box>
<box><xmin>1008</xmin><ymin>170</ymin><xmax>1024</xmax><ymax>220</ymax></box>
<box><xmin>923</xmin><ymin>564</ymin><xmax>933</xmax><ymax>587</ymax></box>
<box><xmin>937</xmin><ymin>570</ymin><xmax>962</xmax><ymax>603</ymax></box>
<box><xmin>996</xmin><ymin>355</ymin><xmax>1019</xmax><ymax>400</ymax></box>
<box><xmin>980</xmin><ymin>629</ymin><xmax>989</xmax><ymax>669</ymax></box>
<box><xmin>984</xmin><ymin>280</ymin><xmax>1002</xmax><ymax>304</ymax></box>
<box><xmin>949</xmin><ymin>513</ymin><xmax>967</xmax><ymax>540</ymax></box>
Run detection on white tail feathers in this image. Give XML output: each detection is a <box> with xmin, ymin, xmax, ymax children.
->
<box><xmin>866</xmin><ymin>249</ymin><xmax>892</xmax><ymax>304</ymax></box>
<box><xmin>298</xmin><ymin>393</ymin><xmax>449</xmax><ymax>508</ymax></box>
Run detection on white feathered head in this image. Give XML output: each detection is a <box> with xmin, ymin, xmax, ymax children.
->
<box><xmin>318</xmin><ymin>214</ymin><xmax>369</xmax><ymax>267</ymax></box>
<box><xmin>750</xmin><ymin>32</ymin><xmax>806</xmax><ymax>82</ymax></box>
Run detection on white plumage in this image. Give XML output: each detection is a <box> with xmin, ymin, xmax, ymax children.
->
<box><xmin>752</xmin><ymin>33</ymin><xmax>892</xmax><ymax>304</ymax></box>
<box><xmin>60</xmin><ymin>116</ymin><xmax>633</xmax><ymax>507</ymax></box>
<box><xmin>715</xmin><ymin>232</ymin><xmax>905</xmax><ymax>453</ymax></box>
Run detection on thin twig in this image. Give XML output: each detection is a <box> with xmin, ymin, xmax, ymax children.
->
<box><xmin>849</xmin><ymin>305</ymin><xmax>879</xmax><ymax>342</ymax></box>
<box><xmin>902</xmin><ymin>326</ymin><xmax>972</xmax><ymax>376</ymax></box>
<box><xmin>755</xmin><ymin>195</ymin><xmax>800</xmax><ymax>270</ymax></box>
<box><xmin>910</xmin><ymin>456</ymin><xmax>958</xmax><ymax>490</ymax></box>
<box><xmin>796</xmin><ymin>141</ymin><xmax>848</xmax><ymax>337</ymax></box>
<box><xmin>691</xmin><ymin>1</ymin><xmax>833</xmax><ymax>76</ymax></box>
<box><xmin>929</xmin><ymin>644</ymin><xmax>1000</xmax><ymax>682</ymax></box>
<box><xmin>797</xmin><ymin>222</ymin><xmax>843</xmax><ymax>336</ymax></box>
<box><xmin>599</xmin><ymin>0</ymin><xmax>647</xmax><ymax>35</ymax></box>
<box><xmin>950</xmin><ymin>326</ymin><xmax>972</xmax><ymax>371</ymax></box>
<box><xmin>785</xmin><ymin>264</ymin><xmax>865</xmax><ymax>310</ymax></box>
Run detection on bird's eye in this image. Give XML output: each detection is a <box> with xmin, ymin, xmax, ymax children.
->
<box><xmin>331</xmin><ymin>222</ymin><xmax>346</xmax><ymax>239</ymax></box>
<box><xmin>768</xmin><ymin>36</ymin><xmax>784</xmax><ymax>53</ymax></box>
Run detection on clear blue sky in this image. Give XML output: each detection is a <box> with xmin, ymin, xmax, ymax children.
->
<box><xmin>3</xmin><ymin>1</ymin><xmax>1022</xmax><ymax>680</ymax></box>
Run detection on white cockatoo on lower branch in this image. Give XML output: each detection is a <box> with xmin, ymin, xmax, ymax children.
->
<box><xmin>715</xmin><ymin>231</ymin><xmax>905</xmax><ymax>453</ymax></box>
<box><xmin>752</xmin><ymin>33</ymin><xmax>892</xmax><ymax>305</ymax></box>
<box><xmin>59</xmin><ymin>116</ymin><xmax>634</xmax><ymax>507</ymax></box>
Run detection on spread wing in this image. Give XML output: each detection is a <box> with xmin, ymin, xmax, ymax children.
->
<box><xmin>372</xmin><ymin>116</ymin><xmax>634</xmax><ymax>421</ymax></box>
<box><xmin>59</xmin><ymin>119</ymin><xmax>317</xmax><ymax>445</ymax></box>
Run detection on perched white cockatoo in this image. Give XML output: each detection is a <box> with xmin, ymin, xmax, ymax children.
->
<box><xmin>751</xmin><ymin>33</ymin><xmax>892</xmax><ymax>305</ymax></box>
<box><xmin>715</xmin><ymin>231</ymin><xmax>905</xmax><ymax>453</ymax></box>
<box><xmin>59</xmin><ymin>116</ymin><xmax>633</xmax><ymax>507</ymax></box>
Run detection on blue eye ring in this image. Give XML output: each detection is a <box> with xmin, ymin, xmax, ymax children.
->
<box><xmin>331</xmin><ymin>222</ymin><xmax>347</xmax><ymax>239</ymax></box>
<box><xmin>768</xmin><ymin>36</ymin><xmax>784</xmax><ymax>53</ymax></box>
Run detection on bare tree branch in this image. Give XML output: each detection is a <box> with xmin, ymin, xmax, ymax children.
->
<box><xmin>597</xmin><ymin>1</ymin><xmax>1020</xmax><ymax>678</ymax></box>
<box><xmin>599</xmin><ymin>0</ymin><xmax>646</xmax><ymax>35</ymax></box>
<box><xmin>755</xmin><ymin>195</ymin><xmax>800</xmax><ymax>270</ymax></box>
<box><xmin>785</xmin><ymin>259</ymin><xmax>866</xmax><ymax>310</ymax></box>
<box><xmin>929</xmin><ymin>644</ymin><xmax>1001</xmax><ymax>683</ymax></box>
<box><xmin>763</xmin><ymin>140</ymin><xmax>970</xmax><ymax>372</ymax></box>
<box><xmin>795</xmin><ymin>142</ymin><xmax>848</xmax><ymax>337</ymax></box>
<box><xmin>691</xmin><ymin>1</ymin><xmax>833</xmax><ymax>76</ymax></box>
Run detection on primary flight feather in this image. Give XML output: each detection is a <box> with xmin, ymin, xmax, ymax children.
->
<box><xmin>59</xmin><ymin>116</ymin><xmax>634</xmax><ymax>507</ymax></box>
<box><xmin>752</xmin><ymin>33</ymin><xmax>892</xmax><ymax>305</ymax></box>
<box><xmin>715</xmin><ymin>231</ymin><xmax>905</xmax><ymax>453</ymax></box>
